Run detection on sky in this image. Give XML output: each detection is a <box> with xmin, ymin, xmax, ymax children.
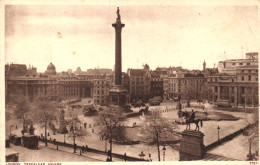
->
<box><xmin>5</xmin><ymin>5</ymin><xmax>258</xmax><ymax>72</ymax></box>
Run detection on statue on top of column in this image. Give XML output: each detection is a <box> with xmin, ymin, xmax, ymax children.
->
<box><xmin>116</xmin><ymin>7</ymin><xmax>121</xmax><ymax>21</ymax></box>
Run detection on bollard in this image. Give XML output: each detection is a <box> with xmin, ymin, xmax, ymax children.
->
<box><xmin>57</xmin><ymin>145</ymin><xmax>59</xmax><ymax>150</ymax></box>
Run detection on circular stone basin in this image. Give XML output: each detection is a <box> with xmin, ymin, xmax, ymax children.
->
<box><xmin>183</xmin><ymin>111</ymin><xmax>239</xmax><ymax>121</ymax></box>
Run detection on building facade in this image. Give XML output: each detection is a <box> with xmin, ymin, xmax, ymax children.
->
<box><xmin>168</xmin><ymin>74</ymin><xmax>206</xmax><ymax>100</ymax></box>
<box><xmin>127</xmin><ymin>69</ymin><xmax>150</xmax><ymax>102</ymax></box>
<box><xmin>207</xmin><ymin>64</ymin><xmax>258</xmax><ymax>107</ymax></box>
<box><xmin>5</xmin><ymin>63</ymin><xmax>115</xmax><ymax>106</ymax></box>
<box><xmin>150</xmin><ymin>71</ymin><xmax>164</xmax><ymax>98</ymax></box>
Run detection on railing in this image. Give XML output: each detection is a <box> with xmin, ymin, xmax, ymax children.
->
<box><xmin>38</xmin><ymin>138</ymin><xmax>147</xmax><ymax>161</ymax></box>
<box><xmin>205</xmin><ymin>124</ymin><xmax>250</xmax><ymax>152</ymax></box>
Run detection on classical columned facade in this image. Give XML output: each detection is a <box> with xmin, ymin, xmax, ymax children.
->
<box><xmin>207</xmin><ymin>69</ymin><xmax>258</xmax><ymax>108</ymax></box>
<box><xmin>6</xmin><ymin>77</ymin><xmax>93</xmax><ymax>102</ymax></box>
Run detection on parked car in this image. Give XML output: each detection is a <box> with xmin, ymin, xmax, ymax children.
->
<box><xmin>22</xmin><ymin>135</ymin><xmax>38</xmax><ymax>149</ymax></box>
<box><xmin>9</xmin><ymin>135</ymin><xmax>21</xmax><ymax>146</ymax></box>
<box><xmin>6</xmin><ymin>148</ymin><xmax>19</xmax><ymax>162</ymax></box>
<box><xmin>215</xmin><ymin>99</ymin><xmax>231</xmax><ymax>108</ymax></box>
<box><xmin>133</xmin><ymin>100</ymin><xmax>145</xmax><ymax>108</ymax></box>
<box><xmin>149</xmin><ymin>99</ymin><xmax>160</xmax><ymax>106</ymax></box>
<box><xmin>153</xmin><ymin>96</ymin><xmax>163</xmax><ymax>103</ymax></box>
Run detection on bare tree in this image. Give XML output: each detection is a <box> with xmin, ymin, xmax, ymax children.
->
<box><xmin>32</xmin><ymin>96</ymin><xmax>59</xmax><ymax>146</ymax></box>
<box><xmin>11</xmin><ymin>95</ymin><xmax>31</xmax><ymax>133</ymax></box>
<box><xmin>98</xmin><ymin>107</ymin><xmax>126</xmax><ymax>161</ymax></box>
<box><xmin>140</xmin><ymin>112</ymin><xmax>179</xmax><ymax>161</ymax></box>
<box><xmin>66</xmin><ymin>109</ymin><xmax>88</xmax><ymax>153</ymax></box>
<box><xmin>183</xmin><ymin>86</ymin><xmax>196</xmax><ymax>106</ymax></box>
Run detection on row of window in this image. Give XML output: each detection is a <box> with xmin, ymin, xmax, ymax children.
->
<box><xmin>241</xmin><ymin>75</ymin><xmax>258</xmax><ymax>81</ymax></box>
<box><xmin>241</xmin><ymin>69</ymin><xmax>258</xmax><ymax>73</ymax></box>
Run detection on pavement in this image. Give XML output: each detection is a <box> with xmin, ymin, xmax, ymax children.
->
<box><xmin>8</xmin><ymin>143</ymin><xmax>102</xmax><ymax>162</ymax></box>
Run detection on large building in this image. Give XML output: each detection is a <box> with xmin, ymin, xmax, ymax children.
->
<box><xmin>167</xmin><ymin>72</ymin><xmax>206</xmax><ymax>100</ymax></box>
<box><xmin>208</xmin><ymin>52</ymin><xmax>259</xmax><ymax>107</ymax></box>
<box><xmin>150</xmin><ymin>71</ymin><xmax>163</xmax><ymax>98</ymax></box>
<box><xmin>5</xmin><ymin>63</ymin><xmax>114</xmax><ymax>105</ymax></box>
<box><xmin>127</xmin><ymin>68</ymin><xmax>150</xmax><ymax>102</ymax></box>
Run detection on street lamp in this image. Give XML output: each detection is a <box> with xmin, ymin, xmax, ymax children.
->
<box><xmin>217</xmin><ymin>125</ymin><xmax>220</xmax><ymax>141</ymax></box>
<box><xmin>10</xmin><ymin>125</ymin><xmax>14</xmax><ymax>135</ymax></box>
<box><xmin>162</xmin><ymin>145</ymin><xmax>166</xmax><ymax>161</ymax></box>
<box><xmin>139</xmin><ymin>151</ymin><xmax>145</xmax><ymax>159</ymax></box>
<box><xmin>149</xmin><ymin>153</ymin><xmax>152</xmax><ymax>161</ymax></box>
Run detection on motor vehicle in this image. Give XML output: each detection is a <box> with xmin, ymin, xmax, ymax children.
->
<box><xmin>215</xmin><ymin>99</ymin><xmax>231</xmax><ymax>108</ymax></box>
<box><xmin>22</xmin><ymin>135</ymin><xmax>38</xmax><ymax>149</ymax></box>
<box><xmin>149</xmin><ymin>99</ymin><xmax>160</xmax><ymax>106</ymax></box>
<box><xmin>6</xmin><ymin>148</ymin><xmax>19</xmax><ymax>162</ymax></box>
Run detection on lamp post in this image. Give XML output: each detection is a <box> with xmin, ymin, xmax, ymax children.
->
<box><xmin>217</xmin><ymin>125</ymin><xmax>220</xmax><ymax>141</ymax></box>
<box><xmin>10</xmin><ymin>125</ymin><xmax>14</xmax><ymax>135</ymax></box>
<box><xmin>149</xmin><ymin>153</ymin><xmax>152</xmax><ymax>161</ymax></box>
<box><xmin>162</xmin><ymin>145</ymin><xmax>166</xmax><ymax>161</ymax></box>
<box><xmin>105</xmin><ymin>140</ymin><xmax>107</xmax><ymax>152</ymax></box>
<box><xmin>139</xmin><ymin>151</ymin><xmax>145</xmax><ymax>159</ymax></box>
<box><xmin>64</xmin><ymin>133</ymin><xmax>66</xmax><ymax>143</ymax></box>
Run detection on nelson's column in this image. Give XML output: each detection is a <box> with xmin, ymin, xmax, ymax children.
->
<box><xmin>109</xmin><ymin>7</ymin><xmax>128</xmax><ymax>107</ymax></box>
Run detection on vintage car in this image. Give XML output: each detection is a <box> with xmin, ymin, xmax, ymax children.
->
<box><xmin>149</xmin><ymin>98</ymin><xmax>160</xmax><ymax>106</ymax></box>
<box><xmin>215</xmin><ymin>99</ymin><xmax>231</xmax><ymax>108</ymax></box>
<box><xmin>22</xmin><ymin>135</ymin><xmax>38</xmax><ymax>149</ymax></box>
<box><xmin>9</xmin><ymin>135</ymin><xmax>21</xmax><ymax>146</ymax></box>
<box><xmin>6</xmin><ymin>148</ymin><xmax>19</xmax><ymax>162</ymax></box>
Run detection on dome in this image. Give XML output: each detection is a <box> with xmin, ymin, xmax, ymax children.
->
<box><xmin>45</xmin><ymin>62</ymin><xmax>56</xmax><ymax>76</ymax></box>
<box><xmin>47</xmin><ymin>63</ymin><xmax>56</xmax><ymax>70</ymax></box>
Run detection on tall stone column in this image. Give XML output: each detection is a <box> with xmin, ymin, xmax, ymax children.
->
<box><xmin>234</xmin><ymin>86</ymin><xmax>238</xmax><ymax>107</ymax></box>
<box><xmin>112</xmin><ymin>8</ymin><xmax>125</xmax><ymax>86</ymax></box>
<box><xmin>217</xmin><ymin>86</ymin><xmax>220</xmax><ymax>100</ymax></box>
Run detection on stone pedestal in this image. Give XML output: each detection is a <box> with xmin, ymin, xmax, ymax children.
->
<box><xmin>109</xmin><ymin>85</ymin><xmax>127</xmax><ymax>107</ymax></box>
<box><xmin>179</xmin><ymin>130</ymin><xmax>205</xmax><ymax>161</ymax></box>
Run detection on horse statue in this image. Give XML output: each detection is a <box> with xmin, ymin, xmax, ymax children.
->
<box><xmin>181</xmin><ymin>111</ymin><xmax>203</xmax><ymax>131</ymax></box>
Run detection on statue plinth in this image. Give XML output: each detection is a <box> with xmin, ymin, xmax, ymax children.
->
<box><xmin>179</xmin><ymin>130</ymin><xmax>205</xmax><ymax>161</ymax></box>
<box><xmin>109</xmin><ymin>85</ymin><xmax>127</xmax><ymax>107</ymax></box>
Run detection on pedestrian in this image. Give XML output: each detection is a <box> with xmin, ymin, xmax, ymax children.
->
<box><xmin>74</xmin><ymin>143</ymin><xmax>77</xmax><ymax>153</ymax></box>
<box><xmin>84</xmin><ymin>123</ymin><xmax>86</xmax><ymax>129</ymax></box>
<box><xmin>82</xmin><ymin>146</ymin><xmax>85</xmax><ymax>153</ymax></box>
<box><xmin>124</xmin><ymin>152</ymin><xmax>127</xmax><ymax>161</ymax></box>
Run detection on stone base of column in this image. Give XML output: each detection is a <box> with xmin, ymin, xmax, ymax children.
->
<box><xmin>179</xmin><ymin>130</ymin><xmax>205</xmax><ymax>161</ymax></box>
<box><xmin>109</xmin><ymin>85</ymin><xmax>127</xmax><ymax>107</ymax></box>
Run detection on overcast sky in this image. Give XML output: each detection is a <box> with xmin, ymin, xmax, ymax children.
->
<box><xmin>5</xmin><ymin>5</ymin><xmax>258</xmax><ymax>72</ymax></box>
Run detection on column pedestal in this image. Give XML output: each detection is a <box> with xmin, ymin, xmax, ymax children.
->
<box><xmin>109</xmin><ymin>85</ymin><xmax>127</xmax><ymax>107</ymax></box>
<box><xmin>179</xmin><ymin>130</ymin><xmax>205</xmax><ymax>161</ymax></box>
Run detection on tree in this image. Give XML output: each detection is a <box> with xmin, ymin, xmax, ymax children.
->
<box><xmin>98</xmin><ymin>107</ymin><xmax>126</xmax><ymax>161</ymax></box>
<box><xmin>183</xmin><ymin>86</ymin><xmax>196</xmax><ymax>106</ymax></box>
<box><xmin>140</xmin><ymin>112</ymin><xmax>179</xmax><ymax>161</ymax></box>
<box><xmin>67</xmin><ymin>109</ymin><xmax>88</xmax><ymax>153</ymax></box>
<box><xmin>32</xmin><ymin>96</ymin><xmax>59</xmax><ymax>146</ymax></box>
<box><xmin>12</xmin><ymin>95</ymin><xmax>31</xmax><ymax>133</ymax></box>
